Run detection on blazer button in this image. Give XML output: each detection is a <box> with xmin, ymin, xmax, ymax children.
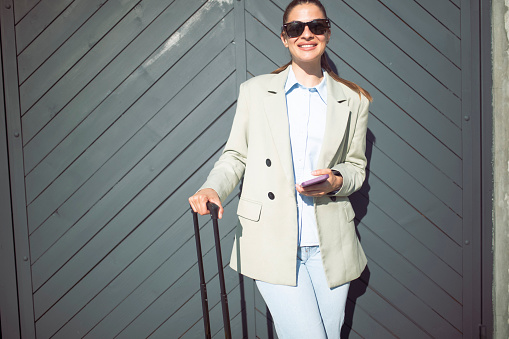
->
<box><xmin>266</xmin><ymin>159</ymin><xmax>271</xmax><ymax>167</ymax></box>
<box><xmin>268</xmin><ymin>192</ymin><xmax>275</xmax><ymax>200</ymax></box>
<box><xmin>330</xmin><ymin>196</ymin><xmax>337</xmax><ymax>202</ymax></box>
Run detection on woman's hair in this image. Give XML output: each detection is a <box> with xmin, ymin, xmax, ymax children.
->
<box><xmin>282</xmin><ymin>0</ymin><xmax>327</xmax><ymax>25</ymax></box>
<box><xmin>273</xmin><ymin>0</ymin><xmax>373</xmax><ymax>102</ymax></box>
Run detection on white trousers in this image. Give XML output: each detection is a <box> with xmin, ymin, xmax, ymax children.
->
<box><xmin>256</xmin><ymin>246</ymin><xmax>350</xmax><ymax>339</ymax></box>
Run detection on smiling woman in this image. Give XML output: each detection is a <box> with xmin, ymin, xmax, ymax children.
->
<box><xmin>189</xmin><ymin>0</ymin><xmax>372</xmax><ymax>337</ymax></box>
<box><xmin>273</xmin><ymin>0</ymin><xmax>372</xmax><ymax>101</ymax></box>
<box><xmin>281</xmin><ymin>3</ymin><xmax>329</xmax><ymax>76</ymax></box>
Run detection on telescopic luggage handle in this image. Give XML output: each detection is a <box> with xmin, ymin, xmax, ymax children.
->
<box><xmin>191</xmin><ymin>202</ymin><xmax>232</xmax><ymax>339</ymax></box>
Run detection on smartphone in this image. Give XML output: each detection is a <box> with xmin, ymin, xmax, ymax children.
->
<box><xmin>301</xmin><ymin>174</ymin><xmax>329</xmax><ymax>187</ymax></box>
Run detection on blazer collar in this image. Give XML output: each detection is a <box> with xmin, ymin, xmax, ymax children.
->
<box><xmin>316</xmin><ymin>74</ymin><xmax>351</xmax><ymax>169</ymax></box>
<box><xmin>263</xmin><ymin>68</ymin><xmax>351</xmax><ymax>184</ymax></box>
<box><xmin>267</xmin><ymin>66</ymin><xmax>291</xmax><ymax>93</ymax></box>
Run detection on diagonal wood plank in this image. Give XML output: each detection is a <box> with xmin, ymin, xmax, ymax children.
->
<box><xmin>353</xmin><ymin>183</ymin><xmax>462</xmax><ymax>301</ymax></box>
<box><xmin>377</xmin><ymin>0</ymin><xmax>460</xmax><ymax>64</ymax></box>
<box><xmin>31</xmin><ymin>61</ymin><xmax>236</xmax><ymax>296</ymax></box>
<box><xmin>358</xmin><ymin>252</ymin><xmax>462</xmax><ymax>338</ymax></box>
<box><xmin>367</xmin><ymin>116</ymin><xmax>462</xmax><ymax>215</ymax></box>
<box><xmin>414</xmin><ymin>0</ymin><xmax>460</xmax><ymax>37</ymax></box>
<box><xmin>15</xmin><ymin>0</ymin><xmax>73</xmax><ymax>51</ymax></box>
<box><xmin>87</xmin><ymin>197</ymin><xmax>239</xmax><ymax>339</ymax></box>
<box><xmin>368</xmin><ymin>145</ymin><xmax>462</xmax><ymax>244</ymax></box>
<box><xmin>31</xmin><ymin>60</ymin><xmax>235</xmax><ymax>316</ymax></box>
<box><xmin>325</xmin><ymin>0</ymin><xmax>461</xmax><ymax>122</ymax></box>
<box><xmin>19</xmin><ymin>0</ymin><xmax>141</xmax><ymax>116</ymax></box>
<box><xmin>353</xmin><ymin>173</ymin><xmax>462</xmax><ymax>274</ymax></box>
<box><xmin>52</xmin><ymin>171</ymin><xmax>239</xmax><ymax>339</ymax></box>
<box><xmin>22</xmin><ymin>0</ymin><xmax>184</xmax><ymax>166</ymax></box>
<box><xmin>343</xmin><ymin>0</ymin><xmax>461</xmax><ymax>80</ymax></box>
<box><xmin>26</xmin><ymin>4</ymin><xmax>234</xmax><ymax>231</ymax></box>
<box><xmin>359</xmin><ymin>227</ymin><xmax>462</xmax><ymax>330</ymax></box>
<box><xmin>13</xmin><ymin>0</ymin><xmax>41</xmax><ymax>23</ymax></box>
<box><xmin>17</xmin><ymin>0</ymin><xmax>108</xmax><ymax>83</ymax></box>
<box><xmin>28</xmin><ymin>4</ymin><xmax>234</xmax><ymax>264</ymax></box>
<box><xmin>34</xmin><ymin>98</ymin><xmax>236</xmax><ymax>336</ymax></box>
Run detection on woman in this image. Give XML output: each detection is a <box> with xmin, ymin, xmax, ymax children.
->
<box><xmin>189</xmin><ymin>0</ymin><xmax>372</xmax><ymax>337</ymax></box>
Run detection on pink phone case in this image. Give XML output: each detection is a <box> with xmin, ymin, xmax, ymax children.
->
<box><xmin>301</xmin><ymin>174</ymin><xmax>329</xmax><ymax>187</ymax></box>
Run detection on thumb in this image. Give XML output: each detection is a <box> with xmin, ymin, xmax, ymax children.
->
<box><xmin>311</xmin><ymin>169</ymin><xmax>329</xmax><ymax>176</ymax></box>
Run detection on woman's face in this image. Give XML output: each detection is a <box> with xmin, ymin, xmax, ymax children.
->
<box><xmin>281</xmin><ymin>4</ymin><xmax>330</xmax><ymax>67</ymax></box>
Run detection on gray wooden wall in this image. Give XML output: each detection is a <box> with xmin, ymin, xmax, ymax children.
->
<box><xmin>0</xmin><ymin>0</ymin><xmax>487</xmax><ymax>338</ymax></box>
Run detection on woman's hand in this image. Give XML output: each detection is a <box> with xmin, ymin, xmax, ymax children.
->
<box><xmin>296</xmin><ymin>169</ymin><xmax>343</xmax><ymax>197</ymax></box>
<box><xmin>188</xmin><ymin>188</ymin><xmax>224</xmax><ymax>219</ymax></box>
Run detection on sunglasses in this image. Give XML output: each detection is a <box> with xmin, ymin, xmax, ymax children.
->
<box><xmin>282</xmin><ymin>19</ymin><xmax>330</xmax><ymax>38</ymax></box>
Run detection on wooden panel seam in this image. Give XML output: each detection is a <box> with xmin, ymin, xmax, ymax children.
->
<box><xmin>0</xmin><ymin>26</ymin><xmax>21</xmax><ymax>339</ymax></box>
<box><xmin>0</xmin><ymin>0</ymin><xmax>35</xmax><ymax>338</ymax></box>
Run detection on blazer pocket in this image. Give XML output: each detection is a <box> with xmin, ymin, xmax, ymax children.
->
<box><xmin>344</xmin><ymin>203</ymin><xmax>356</xmax><ymax>223</ymax></box>
<box><xmin>237</xmin><ymin>197</ymin><xmax>262</xmax><ymax>222</ymax></box>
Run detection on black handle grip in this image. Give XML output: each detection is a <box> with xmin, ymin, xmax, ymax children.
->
<box><xmin>206</xmin><ymin>202</ymin><xmax>219</xmax><ymax>219</ymax></box>
<box><xmin>192</xmin><ymin>201</ymin><xmax>230</xmax><ymax>338</ymax></box>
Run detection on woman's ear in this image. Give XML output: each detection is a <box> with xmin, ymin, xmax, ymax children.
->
<box><xmin>280</xmin><ymin>33</ymin><xmax>289</xmax><ymax>47</ymax></box>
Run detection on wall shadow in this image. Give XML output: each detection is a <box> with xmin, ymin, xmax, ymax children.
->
<box><xmin>266</xmin><ymin>306</ymin><xmax>275</xmax><ymax>339</ymax></box>
<box><xmin>341</xmin><ymin>128</ymin><xmax>374</xmax><ymax>339</ymax></box>
<box><xmin>238</xmin><ymin>274</ymin><xmax>249</xmax><ymax>338</ymax></box>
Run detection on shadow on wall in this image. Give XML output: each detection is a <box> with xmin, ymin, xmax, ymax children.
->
<box><xmin>237</xmin><ymin>274</ymin><xmax>276</xmax><ymax>338</ymax></box>
<box><xmin>342</xmin><ymin>127</ymin><xmax>374</xmax><ymax>338</ymax></box>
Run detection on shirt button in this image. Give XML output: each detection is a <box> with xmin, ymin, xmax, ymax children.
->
<box><xmin>268</xmin><ymin>192</ymin><xmax>275</xmax><ymax>200</ymax></box>
<box><xmin>266</xmin><ymin>159</ymin><xmax>271</xmax><ymax>167</ymax></box>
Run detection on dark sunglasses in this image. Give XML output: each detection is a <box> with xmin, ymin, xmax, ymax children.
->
<box><xmin>282</xmin><ymin>19</ymin><xmax>330</xmax><ymax>38</ymax></box>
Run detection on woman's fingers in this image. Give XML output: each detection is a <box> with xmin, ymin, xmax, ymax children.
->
<box><xmin>188</xmin><ymin>195</ymin><xmax>206</xmax><ymax>215</ymax></box>
<box><xmin>296</xmin><ymin>168</ymin><xmax>342</xmax><ymax>197</ymax></box>
<box><xmin>296</xmin><ymin>183</ymin><xmax>328</xmax><ymax>196</ymax></box>
<box><xmin>188</xmin><ymin>188</ymin><xmax>224</xmax><ymax>218</ymax></box>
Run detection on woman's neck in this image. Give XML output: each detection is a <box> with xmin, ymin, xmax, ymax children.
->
<box><xmin>291</xmin><ymin>61</ymin><xmax>323</xmax><ymax>87</ymax></box>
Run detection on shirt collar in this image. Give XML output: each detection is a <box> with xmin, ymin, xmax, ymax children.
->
<box><xmin>284</xmin><ymin>65</ymin><xmax>328</xmax><ymax>104</ymax></box>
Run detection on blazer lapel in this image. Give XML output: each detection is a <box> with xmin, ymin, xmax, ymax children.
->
<box><xmin>316</xmin><ymin>73</ymin><xmax>351</xmax><ymax>169</ymax></box>
<box><xmin>263</xmin><ymin>68</ymin><xmax>295</xmax><ymax>185</ymax></box>
<box><xmin>263</xmin><ymin>69</ymin><xmax>351</xmax><ymax>182</ymax></box>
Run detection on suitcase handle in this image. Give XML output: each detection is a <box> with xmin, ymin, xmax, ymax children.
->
<box><xmin>192</xmin><ymin>202</ymin><xmax>231</xmax><ymax>339</ymax></box>
<box><xmin>206</xmin><ymin>201</ymin><xmax>219</xmax><ymax>220</ymax></box>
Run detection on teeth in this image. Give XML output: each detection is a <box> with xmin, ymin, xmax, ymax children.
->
<box><xmin>300</xmin><ymin>44</ymin><xmax>315</xmax><ymax>47</ymax></box>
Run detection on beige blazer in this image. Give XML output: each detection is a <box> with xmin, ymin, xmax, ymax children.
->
<box><xmin>201</xmin><ymin>67</ymin><xmax>369</xmax><ymax>288</ymax></box>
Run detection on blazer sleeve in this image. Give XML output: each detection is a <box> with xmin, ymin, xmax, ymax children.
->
<box><xmin>199</xmin><ymin>82</ymin><xmax>250</xmax><ymax>201</ymax></box>
<box><xmin>330</xmin><ymin>94</ymin><xmax>370</xmax><ymax>197</ymax></box>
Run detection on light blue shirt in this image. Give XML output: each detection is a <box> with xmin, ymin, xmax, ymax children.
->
<box><xmin>285</xmin><ymin>66</ymin><xmax>327</xmax><ymax>246</ymax></box>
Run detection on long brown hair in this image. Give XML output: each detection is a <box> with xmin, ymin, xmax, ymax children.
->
<box><xmin>273</xmin><ymin>0</ymin><xmax>373</xmax><ymax>102</ymax></box>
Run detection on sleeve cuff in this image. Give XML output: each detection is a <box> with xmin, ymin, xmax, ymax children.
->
<box><xmin>327</xmin><ymin>170</ymin><xmax>343</xmax><ymax>195</ymax></box>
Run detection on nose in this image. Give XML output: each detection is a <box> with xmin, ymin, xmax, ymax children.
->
<box><xmin>300</xmin><ymin>25</ymin><xmax>313</xmax><ymax>39</ymax></box>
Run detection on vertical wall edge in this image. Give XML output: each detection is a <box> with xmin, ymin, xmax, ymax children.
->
<box><xmin>0</xmin><ymin>0</ymin><xmax>35</xmax><ymax>338</ymax></box>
